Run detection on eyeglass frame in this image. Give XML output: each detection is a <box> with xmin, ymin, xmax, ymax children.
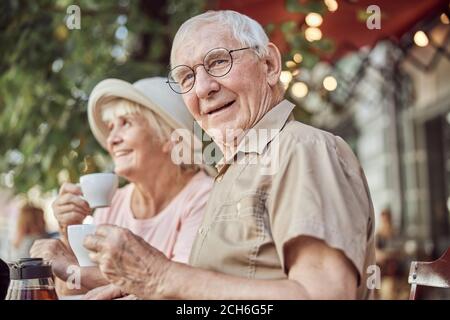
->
<box><xmin>166</xmin><ymin>46</ymin><xmax>257</xmax><ymax>94</ymax></box>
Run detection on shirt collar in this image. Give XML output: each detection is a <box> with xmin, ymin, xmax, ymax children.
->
<box><xmin>215</xmin><ymin>99</ymin><xmax>295</xmax><ymax>172</ymax></box>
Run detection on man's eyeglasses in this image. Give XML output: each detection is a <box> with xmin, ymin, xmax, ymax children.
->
<box><xmin>166</xmin><ymin>47</ymin><xmax>255</xmax><ymax>94</ymax></box>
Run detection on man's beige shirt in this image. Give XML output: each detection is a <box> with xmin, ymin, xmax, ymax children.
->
<box><xmin>189</xmin><ymin>99</ymin><xmax>376</xmax><ymax>299</ymax></box>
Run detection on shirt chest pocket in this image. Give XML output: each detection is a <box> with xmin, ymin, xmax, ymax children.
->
<box><xmin>211</xmin><ymin>192</ymin><xmax>268</xmax><ymax>245</ymax></box>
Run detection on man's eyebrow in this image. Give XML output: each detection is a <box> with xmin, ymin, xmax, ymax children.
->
<box><xmin>174</xmin><ymin>45</ymin><xmax>221</xmax><ymax>67</ymax></box>
<box><xmin>174</xmin><ymin>56</ymin><xmax>196</xmax><ymax>67</ymax></box>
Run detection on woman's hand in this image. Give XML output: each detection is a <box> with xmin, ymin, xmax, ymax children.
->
<box><xmin>83</xmin><ymin>225</ymin><xmax>171</xmax><ymax>299</ymax></box>
<box><xmin>30</xmin><ymin>239</ymin><xmax>78</xmax><ymax>280</ymax></box>
<box><xmin>52</xmin><ymin>183</ymin><xmax>92</xmax><ymax>240</ymax></box>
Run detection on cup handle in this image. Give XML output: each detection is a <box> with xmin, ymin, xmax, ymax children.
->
<box><xmin>80</xmin><ymin>196</ymin><xmax>89</xmax><ymax>207</ymax></box>
<box><xmin>76</xmin><ymin>183</ymin><xmax>90</xmax><ymax>208</ymax></box>
<box><xmin>76</xmin><ymin>183</ymin><xmax>84</xmax><ymax>198</ymax></box>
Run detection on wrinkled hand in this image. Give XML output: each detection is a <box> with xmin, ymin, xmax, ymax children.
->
<box><xmin>52</xmin><ymin>183</ymin><xmax>92</xmax><ymax>236</ymax></box>
<box><xmin>30</xmin><ymin>239</ymin><xmax>78</xmax><ymax>280</ymax></box>
<box><xmin>83</xmin><ymin>225</ymin><xmax>170</xmax><ymax>299</ymax></box>
<box><xmin>84</xmin><ymin>284</ymin><xmax>125</xmax><ymax>300</ymax></box>
<box><xmin>115</xmin><ymin>294</ymin><xmax>139</xmax><ymax>300</ymax></box>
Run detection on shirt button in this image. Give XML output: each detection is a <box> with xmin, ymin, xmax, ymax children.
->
<box><xmin>198</xmin><ymin>227</ymin><xmax>205</xmax><ymax>236</ymax></box>
<box><xmin>216</xmin><ymin>175</ymin><xmax>223</xmax><ymax>182</ymax></box>
<box><xmin>236</xmin><ymin>202</ymin><xmax>241</xmax><ymax>216</ymax></box>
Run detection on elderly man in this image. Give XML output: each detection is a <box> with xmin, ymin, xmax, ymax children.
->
<box><xmin>84</xmin><ymin>10</ymin><xmax>376</xmax><ymax>300</ymax></box>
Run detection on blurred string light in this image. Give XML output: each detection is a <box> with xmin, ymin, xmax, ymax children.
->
<box><xmin>115</xmin><ymin>26</ymin><xmax>128</xmax><ymax>41</ymax></box>
<box><xmin>285</xmin><ymin>60</ymin><xmax>296</xmax><ymax>68</ymax></box>
<box><xmin>70</xmin><ymin>138</ymin><xmax>81</xmax><ymax>149</ymax></box>
<box><xmin>446</xmin><ymin>111</ymin><xmax>450</xmax><ymax>125</ymax></box>
<box><xmin>51</xmin><ymin>58</ymin><xmax>64</xmax><ymax>73</ymax></box>
<box><xmin>38</xmin><ymin>123</ymin><xmax>49</xmax><ymax>135</ymax></box>
<box><xmin>291</xmin><ymin>82</ymin><xmax>308</xmax><ymax>98</ymax></box>
<box><xmin>305</xmin><ymin>27</ymin><xmax>322</xmax><ymax>42</ymax></box>
<box><xmin>323</xmin><ymin>76</ymin><xmax>337</xmax><ymax>91</ymax></box>
<box><xmin>441</xmin><ymin>13</ymin><xmax>449</xmax><ymax>25</ymax></box>
<box><xmin>413</xmin><ymin>30</ymin><xmax>429</xmax><ymax>47</ymax></box>
<box><xmin>7</xmin><ymin>150</ymin><xmax>24</xmax><ymax>166</ymax></box>
<box><xmin>293</xmin><ymin>53</ymin><xmax>303</xmax><ymax>63</ymax></box>
<box><xmin>117</xmin><ymin>14</ymin><xmax>128</xmax><ymax>25</ymax></box>
<box><xmin>324</xmin><ymin>0</ymin><xmax>338</xmax><ymax>12</ymax></box>
<box><xmin>3</xmin><ymin>171</ymin><xmax>15</xmax><ymax>188</ymax></box>
<box><xmin>305</xmin><ymin>13</ymin><xmax>323</xmax><ymax>27</ymax></box>
<box><xmin>280</xmin><ymin>71</ymin><xmax>293</xmax><ymax>85</ymax></box>
<box><xmin>111</xmin><ymin>45</ymin><xmax>127</xmax><ymax>63</ymax></box>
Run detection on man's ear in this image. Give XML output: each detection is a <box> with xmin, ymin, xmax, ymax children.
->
<box><xmin>265</xmin><ymin>42</ymin><xmax>282</xmax><ymax>87</ymax></box>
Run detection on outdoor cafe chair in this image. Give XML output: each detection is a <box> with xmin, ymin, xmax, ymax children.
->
<box><xmin>408</xmin><ymin>247</ymin><xmax>450</xmax><ymax>299</ymax></box>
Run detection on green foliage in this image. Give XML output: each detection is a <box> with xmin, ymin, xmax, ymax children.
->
<box><xmin>285</xmin><ymin>0</ymin><xmax>326</xmax><ymax>15</ymax></box>
<box><xmin>281</xmin><ymin>1</ymin><xmax>335</xmax><ymax>70</ymax></box>
<box><xmin>0</xmin><ymin>0</ymin><xmax>206</xmax><ymax>194</ymax></box>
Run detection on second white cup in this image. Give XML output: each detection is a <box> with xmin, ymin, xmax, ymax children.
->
<box><xmin>67</xmin><ymin>224</ymin><xmax>97</xmax><ymax>267</ymax></box>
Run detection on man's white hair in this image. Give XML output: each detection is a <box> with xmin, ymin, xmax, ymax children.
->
<box><xmin>170</xmin><ymin>10</ymin><xmax>270</xmax><ymax>67</ymax></box>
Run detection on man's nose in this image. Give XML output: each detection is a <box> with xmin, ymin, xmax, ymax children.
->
<box><xmin>194</xmin><ymin>67</ymin><xmax>220</xmax><ymax>99</ymax></box>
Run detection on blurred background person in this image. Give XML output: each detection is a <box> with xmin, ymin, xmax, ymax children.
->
<box><xmin>9</xmin><ymin>203</ymin><xmax>50</xmax><ymax>261</ymax></box>
<box><xmin>375</xmin><ymin>208</ymin><xmax>406</xmax><ymax>299</ymax></box>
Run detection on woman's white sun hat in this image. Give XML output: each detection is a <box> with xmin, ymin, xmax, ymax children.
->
<box><xmin>87</xmin><ymin>77</ymin><xmax>214</xmax><ymax>175</ymax></box>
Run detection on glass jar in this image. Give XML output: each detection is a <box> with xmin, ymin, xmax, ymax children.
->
<box><xmin>6</xmin><ymin>258</ymin><xmax>58</xmax><ymax>300</ymax></box>
<box><xmin>0</xmin><ymin>258</ymin><xmax>9</xmax><ymax>299</ymax></box>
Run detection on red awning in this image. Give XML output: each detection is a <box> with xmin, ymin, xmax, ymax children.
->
<box><xmin>217</xmin><ymin>0</ymin><xmax>448</xmax><ymax>61</ymax></box>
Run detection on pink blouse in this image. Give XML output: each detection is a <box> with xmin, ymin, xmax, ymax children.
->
<box><xmin>93</xmin><ymin>171</ymin><xmax>213</xmax><ymax>263</ymax></box>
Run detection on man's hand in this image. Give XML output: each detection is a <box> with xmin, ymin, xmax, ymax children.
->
<box><xmin>30</xmin><ymin>239</ymin><xmax>78</xmax><ymax>280</ymax></box>
<box><xmin>83</xmin><ymin>224</ymin><xmax>171</xmax><ymax>299</ymax></box>
<box><xmin>84</xmin><ymin>284</ymin><xmax>125</xmax><ymax>300</ymax></box>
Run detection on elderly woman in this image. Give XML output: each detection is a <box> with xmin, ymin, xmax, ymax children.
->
<box><xmin>30</xmin><ymin>77</ymin><xmax>213</xmax><ymax>296</ymax></box>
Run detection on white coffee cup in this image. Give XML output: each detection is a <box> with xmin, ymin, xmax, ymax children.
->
<box><xmin>79</xmin><ymin>173</ymin><xmax>118</xmax><ymax>208</ymax></box>
<box><xmin>67</xmin><ymin>224</ymin><xmax>97</xmax><ymax>267</ymax></box>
